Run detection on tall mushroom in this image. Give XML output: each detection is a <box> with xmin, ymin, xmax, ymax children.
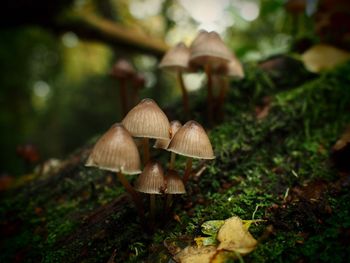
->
<box><xmin>85</xmin><ymin>123</ymin><xmax>143</xmax><ymax>216</ymax></box>
<box><xmin>122</xmin><ymin>98</ymin><xmax>170</xmax><ymax>164</ymax></box>
<box><xmin>154</xmin><ymin>120</ymin><xmax>182</xmax><ymax>170</ymax></box>
<box><xmin>111</xmin><ymin>59</ymin><xmax>136</xmax><ymax>116</ymax></box>
<box><xmin>215</xmin><ymin>55</ymin><xmax>244</xmax><ymax>120</ymax></box>
<box><xmin>190</xmin><ymin>31</ymin><xmax>232</xmax><ymax>124</ymax></box>
<box><xmin>168</xmin><ymin>121</ymin><xmax>215</xmax><ymax>184</ymax></box>
<box><xmin>134</xmin><ymin>161</ymin><xmax>166</xmax><ymax>223</ymax></box>
<box><xmin>159</xmin><ymin>42</ymin><xmax>190</xmax><ymax>116</ymax></box>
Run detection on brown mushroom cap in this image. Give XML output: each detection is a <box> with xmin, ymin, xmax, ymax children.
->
<box><xmin>111</xmin><ymin>59</ymin><xmax>135</xmax><ymax>79</ymax></box>
<box><xmin>190</xmin><ymin>30</ymin><xmax>209</xmax><ymax>52</ymax></box>
<box><xmin>190</xmin><ymin>31</ymin><xmax>232</xmax><ymax>68</ymax></box>
<box><xmin>216</xmin><ymin>55</ymin><xmax>244</xmax><ymax>79</ymax></box>
<box><xmin>134</xmin><ymin>162</ymin><xmax>165</xmax><ymax>194</ymax></box>
<box><xmin>168</xmin><ymin>120</ymin><xmax>215</xmax><ymax>159</ymax></box>
<box><xmin>154</xmin><ymin>120</ymin><xmax>182</xmax><ymax>149</ymax></box>
<box><xmin>159</xmin><ymin>42</ymin><xmax>190</xmax><ymax>71</ymax></box>
<box><xmin>86</xmin><ymin>123</ymin><xmax>141</xmax><ymax>174</ymax></box>
<box><xmin>165</xmin><ymin>170</ymin><xmax>186</xmax><ymax>194</ymax></box>
<box><xmin>122</xmin><ymin>98</ymin><xmax>170</xmax><ymax>139</ymax></box>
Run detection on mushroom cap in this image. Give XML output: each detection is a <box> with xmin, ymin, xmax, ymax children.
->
<box><xmin>154</xmin><ymin>120</ymin><xmax>182</xmax><ymax>149</ymax></box>
<box><xmin>165</xmin><ymin>170</ymin><xmax>186</xmax><ymax>194</ymax></box>
<box><xmin>216</xmin><ymin>55</ymin><xmax>245</xmax><ymax>79</ymax></box>
<box><xmin>111</xmin><ymin>59</ymin><xmax>135</xmax><ymax>79</ymax></box>
<box><xmin>122</xmin><ymin>98</ymin><xmax>170</xmax><ymax>139</ymax></box>
<box><xmin>159</xmin><ymin>42</ymin><xmax>190</xmax><ymax>71</ymax></box>
<box><xmin>168</xmin><ymin>120</ymin><xmax>215</xmax><ymax>159</ymax></box>
<box><xmin>134</xmin><ymin>162</ymin><xmax>165</xmax><ymax>194</ymax></box>
<box><xmin>190</xmin><ymin>30</ymin><xmax>209</xmax><ymax>52</ymax></box>
<box><xmin>190</xmin><ymin>31</ymin><xmax>232</xmax><ymax>68</ymax></box>
<box><xmin>86</xmin><ymin>123</ymin><xmax>141</xmax><ymax>174</ymax></box>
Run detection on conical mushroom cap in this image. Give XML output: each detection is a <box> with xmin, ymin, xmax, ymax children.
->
<box><xmin>111</xmin><ymin>59</ymin><xmax>135</xmax><ymax>79</ymax></box>
<box><xmin>216</xmin><ymin>55</ymin><xmax>244</xmax><ymax>79</ymax></box>
<box><xmin>86</xmin><ymin>123</ymin><xmax>141</xmax><ymax>174</ymax></box>
<box><xmin>190</xmin><ymin>31</ymin><xmax>232</xmax><ymax>68</ymax></box>
<box><xmin>159</xmin><ymin>42</ymin><xmax>190</xmax><ymax>71</ymax></box>
<box><xmin>122</xmin><ymin>98</ymin><xmax>170</xmax><ymax>139</ymax></box>
<box><xmin>168</xmin><ymin>121</ymin><xmax>215</xmax><ymax>159</ymax></box>
<box><xmin>154</xmin><ymin>120</ymin><xmax>182</xmax><ymax>149</ymax></box>
<box><xmin>190</xmin><ymin>30</ymin><xmax>209</xmax><ymax>52</ymax></box>
<box><xmin>134</xmin><ymin>162</ymin><xmax>165</xmax><ymax>194</ymax></box>
<box><xmin>165</xmin><ymin>170</ymin><xmax>186</xmax><ymax>194</ymax></box>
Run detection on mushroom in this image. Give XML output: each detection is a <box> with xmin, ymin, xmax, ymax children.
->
<box><xmin>159</xmin><ymin>42</ymin><xmax>190</xmax><ymax>116</ymax></box>
<box><xmin>134</xmin><ymin>161</ymin><xmax>166</xmax><ymax>223</ymax></box>
<box><xmin>154</xmin><ymin>120</ymin><xmax>182</xmax><ymax>170</ymax></box>
<box><xmin>168</xmin><ymin>121</ymin><xmax>215</xmax><ymax>184</ymax></box>
<box><xmin>190</xmin><ymin>31</ymin><xmax>232</xmax><ymax>124</ymax></box>
<box><xmin>86</xmin><ymin>123</ymin><xmax>143</xmax><ymax>216</ymax></box>
<box><xmin>164</xmin><ymin>169</ymin><xmax>186</xmax><ymax>213</ymax></box>
<box><xmin>122</xmin><ymin>98</ymin><xmax>170</xmax><ymax>164</ymax></box>
<box><xmin>215</xmin><ymin>55</ymin><xmax>244</xmax><ymax>120</ymax></box>
<box><xmin>110</xmin><ymin>59</ymin><xmax>136</xmax><ymax>116</ymax></box>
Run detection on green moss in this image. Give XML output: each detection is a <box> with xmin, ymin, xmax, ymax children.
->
<box><xmin>1</xmin><ymin>62</ymin><xmax>350</xmax><ymax>262</ymax></box>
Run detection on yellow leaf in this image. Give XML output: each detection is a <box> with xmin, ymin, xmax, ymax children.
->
<box><xmin>174</xmin><ymin>245</ymin><xmax>217</xmax><ymax>263</ymax></box>
<box><xmin>301</xmin><ymin>44</ymin><xmax>350</xmax><ymax>73</ymax></box>
<box><xmin>216</xmin><ymin>216</ymin><xmax>257</xmax><ymax>255</ymax></box>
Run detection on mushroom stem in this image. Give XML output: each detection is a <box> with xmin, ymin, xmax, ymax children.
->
<box><xmin>177</xmin><ymin>70</ymin><xmax>189</xmax><ymax>117</ymax></box>
<box><xmin>165</xmin><ymin>194</ymin><xmax>173</xmax><ymax>214</ymax></box>
<box><xmin>119</xmin><ymin>79</ymin><xmax>128</xmax><ymax>117</ymax></box>
<box><xmin>205</xmin><ymin>64</ymin><xmax>213</xmax><ymax>124</ymax></box>
<box><xmin>116</xmin><ymin>172</ymin><xmax>144</xmax><ymax>217</ymax></box>
<box><xmin>183</xmin><ymin>157</ymin><xmax>193</xmax><ymax>184</ymax></box>
<box><xmin>150</xmin><ymin>194</ymin><xmax>156</xmax><ymax>224</ymax></box>
<box><xmin>169</xmin><ymin>152</ymin><xmax>176</xmax><ymax>170</ymax></box>
<box><xmin>217</xmin><ymin>77</ymin><xmax>229</xmax><ymax>121</ymax></box>
<box><xmin>142</xmin><ymin>137</ymin><xmax>150</xmax><ymax>165</ymax></box>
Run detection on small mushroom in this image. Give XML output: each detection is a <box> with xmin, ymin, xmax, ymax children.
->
<box><xmin>168</xmin><ymin>121</ymin><xmax>215</xmax><ymax>184</ymax></box>
<box><xmin>122</xmin><ymin>98</ymin><xmax>170</xmax><ymax>164</ymax></box>
<box><xmin>159</xmin><ymin>42</ymin><xmax>190</xmax><ymax>116</ymax></box>
<box><xmin>190</xmin><ymin>31</ymin><xmax>232</xmax><ymax>124</ymax></box>
<box><xmin>86</xmin><ymin>123</ymin><xmax>143</xmax><ymax>216</ymax></box>
<box><xmin>110</xmin><ymin>59</ymin><xmax>136</xmax><ymax>116</ymax></box>
<box><xmin>134</xmin><ymin>161</ymin><xmax>166</xmax><ymax>223</ymax></box>
<box><xmin>164</xmin><ymin>169</ymin><xmax>186</xmax><ymax>213</ymax></box>
<box><xmin>154</xmin><ymin>120</ymin><xmax>182</xmax><ymax>170</ymax></box>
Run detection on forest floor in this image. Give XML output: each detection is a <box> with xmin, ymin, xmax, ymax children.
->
<box><xmin>1</xmin><ymin>57</ymin><xmax>350</xmax><ymax>263</ymax></box>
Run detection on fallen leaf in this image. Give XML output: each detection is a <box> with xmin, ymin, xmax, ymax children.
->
<box><xmin>301</xmin><ymin>44</ymin><xmax>350</xmax><ymax>73</ymax></box>
<box><xmin>174</xmin><ymin>245</ymin><xmax>217</xmax><ymax>263</ymax></box>
<box><xmin>333</xmin><ymin>126</ymin><xmax>350</xmax><ymax>151</ymax></box>
<box><xmin>217</xmin><ymin>217</ymin><xmax>257</xmax><ymax>254</ymax></box>
<box><xmin>211</xmin><ymin>250</ymin><xmax>239</xmax><ymax>263</ymax></box>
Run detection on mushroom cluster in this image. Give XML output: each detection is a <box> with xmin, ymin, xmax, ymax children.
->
<box><xmin>159</xmin><ymin>30</ymin><xmax>244</xmax><ymax>123</ymax></box>
<box><xmin>86</xmin><ymin>98</ymin><xmax>215</xmax><ymax>227</ymax></box>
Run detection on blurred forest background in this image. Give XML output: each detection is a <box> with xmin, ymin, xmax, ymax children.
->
<box><xmin>0</xmin><ymin>0</ymin><xmax>349</xmax><ymax>176</ymax></box>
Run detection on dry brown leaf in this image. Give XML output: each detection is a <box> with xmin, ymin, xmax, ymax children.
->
<box><xmin>216</xmin><ymin>216</ymin><xmax>257</xmax><ymax>254</ymax></box>
<box><xmin>333</xmin><ymin>126</ymin><xmax>350</xmax><ymax>151</ymax></box>
<box><xmin>173</xmin><ymin>245</ymin><xmax>217</xmax><ymax>263</ymax></box>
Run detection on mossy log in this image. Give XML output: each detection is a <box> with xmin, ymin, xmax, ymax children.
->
<box><xmin>1</xmin><ymin>59</ymin><xmax>350</xmax><ymax>263</ymax></box>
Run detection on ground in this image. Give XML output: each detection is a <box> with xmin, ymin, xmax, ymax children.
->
<box><xmin>1</xmin><ymin>57</ymin><xmax>350</xmax><ymax>263</ymax></box>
